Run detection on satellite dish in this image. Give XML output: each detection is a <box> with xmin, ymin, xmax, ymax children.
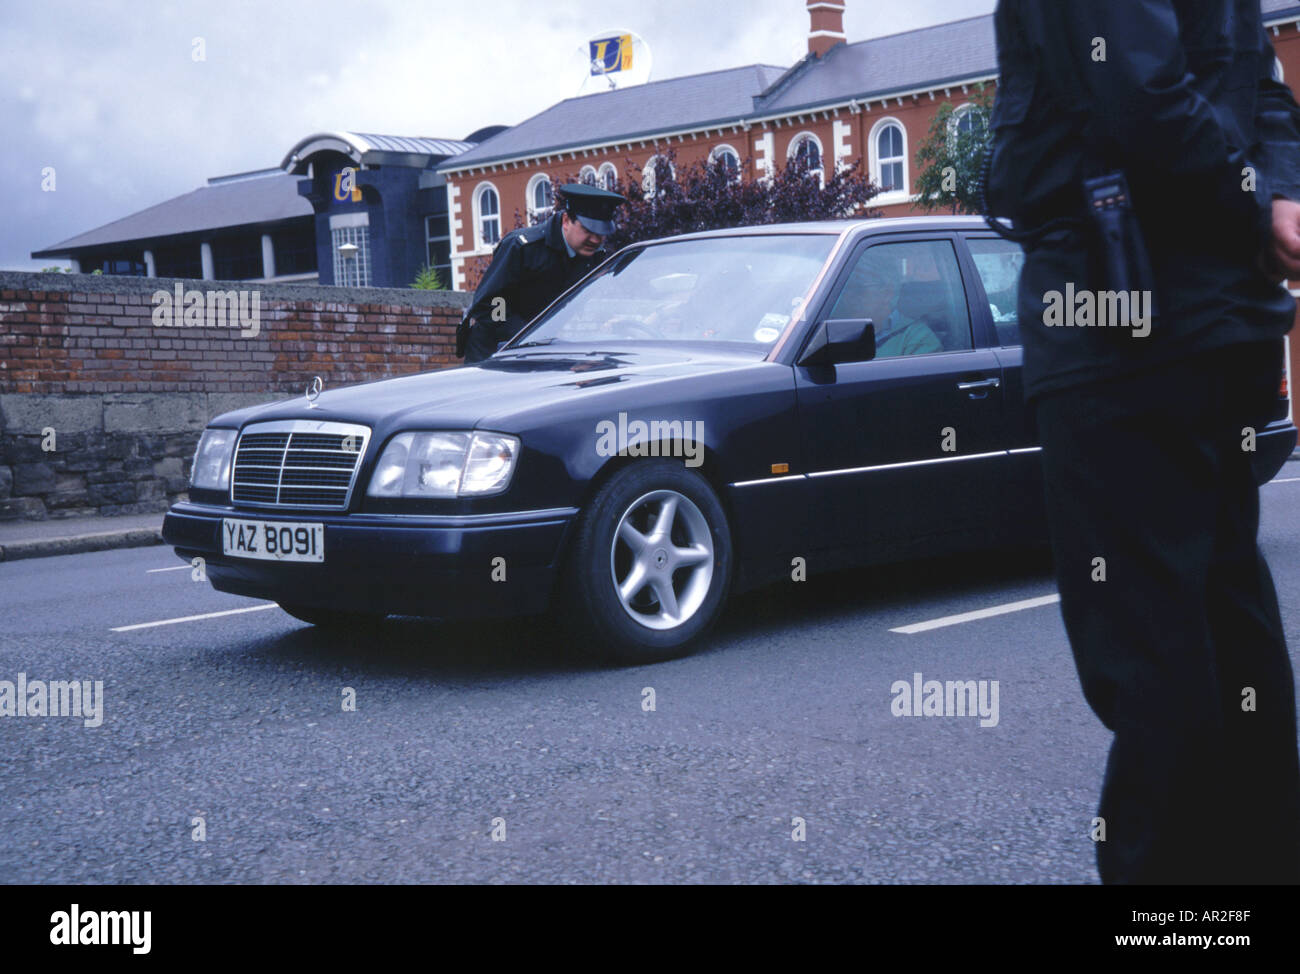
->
<box><xmin>569</xmin><ymin>28</ymin><xmax>652</xmax><ymax>96</ymax></box>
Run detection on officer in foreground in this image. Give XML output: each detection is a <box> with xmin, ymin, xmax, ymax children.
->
<box><xmin>986</xmin><ymin>1</ymin><xmax>1300</xmax><ymax>883</ymax></box>
<box><xmin>457</xmin><ymin>183</ymin><xmax>626</xmax><ymax>363</ymax></box>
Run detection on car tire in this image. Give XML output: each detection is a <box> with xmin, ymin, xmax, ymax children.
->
<box><xmin>277</xmin><ymin>602</ymin><xmax>387</xmax><ymax>629</ymax></box>
<box><xmin>559</xmin><ymin>460</ymin><xmax>733</xmax><ymax>664</ymax></box>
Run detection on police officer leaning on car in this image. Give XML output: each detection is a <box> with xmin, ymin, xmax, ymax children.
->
<box><xmin>986</xmin><ymin>0</ymin><xmax>1300</xmax><ymax>884</ymax></box>
<box><xmin>457</xmin><ymin>183</ymin><xmax>626</xmax><ymax>363</ymax></box>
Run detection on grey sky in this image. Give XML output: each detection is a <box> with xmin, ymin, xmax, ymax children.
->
<box><xmin>0</xmin><ymin>0</ymin><xmax>995</xmax><ymax>271</ymax></box>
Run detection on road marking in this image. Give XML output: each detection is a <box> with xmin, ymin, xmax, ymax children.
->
<box><xmin>1269</xmin><ymin>476</ymin><xmax>1300</xmax><ymax>484</ymax></box>
<box><xmin>111</xmin><ymin>603</ymin><xmax>278</xmax><ymax>632</ymax></box>
<box><xmin>146</xmin><ymin>565</ymin><xmax>190</xmax><ymax>574</ymax></box>
<box><xmin>891</xmin><ymin>594</ymin><xmax>1060</xmax><ymax>634</ymax></box>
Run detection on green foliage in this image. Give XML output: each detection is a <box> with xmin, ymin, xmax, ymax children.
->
<box><xmin>39</xmin><ymin>265</ymin><xmax>68</xmax><ymax>273</ymax></box>
<box><xmin>913</xmin><ymin>83</ymin><xmax>995</xmax><ymax>215</ymax></box>
<box><xmin>410</xmin><ymin>264</ymin><xmax>444</xmax><ymax>290</ymax></box>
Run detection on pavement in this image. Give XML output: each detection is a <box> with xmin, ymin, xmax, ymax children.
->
<box><xmin>0</xmin><ymin>510</ymin><xmax>165</xmax><ymax>563</ymax></box>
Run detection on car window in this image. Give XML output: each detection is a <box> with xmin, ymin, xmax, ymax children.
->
<box><xmin>827</xmin><ymin>239</ymin><xmax>972</xmax><ymax>359</ymax></box>
<box><xmin>514</xmin><ymin>235</ymin><xmax>836</xmax><ymax>353</ymax></box>
<box><xmin>967</xmin><ymin>237</ymin><xmax>1024</xmax><ymax>347</ymax></box>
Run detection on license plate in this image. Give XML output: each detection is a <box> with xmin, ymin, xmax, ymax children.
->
<box><xmin>222</xmin><ymin>519</ymin><xmax>324</xmax><ymax>563</ymax></box>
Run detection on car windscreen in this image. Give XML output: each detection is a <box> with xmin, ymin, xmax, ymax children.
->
<box><xmin>508</xmin><ymin>234</ymin><xmax>837</xmax><ymax>352</ymax></box>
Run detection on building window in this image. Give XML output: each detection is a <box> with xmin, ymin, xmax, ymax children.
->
<box><xmin>579</xmin><ymin>165</ymin><xmax>597</xmax><ymax>185</ymax></box>
<box><xmin>949</xmin><ymin>103</ymin><xmax>987</xmax><ymax>144</ymax></box>
<box><xmin>90</xmin><ymin>254</ymin><xmax>147</xmax><ymax>276</ymax></box>
<box><xmin>598</xmin><ymin>162</ymin><xmax>618</xmax><ymax>192</ymax></box>
<box><xmin>425</xmin><ymin>215</ymin><xmax>451</xmax><ymax>286</ymax></box>
<box><xmin>211</xmin><ymin>232</ymin><xmax>264</xmax><ymax>280</ymax></box>
<box><xmin>870</xmin><ymin>118</ymin><xmax>907</xmax><ymax>195</ymax></box>
<box><xmin>642</xmin><ymin>155</ymin><xmax>675</xmax><ymax>197</ymax></box>
<box><xmin>152</xmin><ymin>243</ymin><xmax>203</xmax><ymax>279</ymax></box>
<box><xmin>273</xmin><ymin>225</ymin><xmax>318</xmax><ymax>276</ymax></box>
<box><xmin>788</xmin><ymin>133</ymin><xmax>824</xmax><ymax>185</ymax></box>
<box><xmin>1275</xmin><ymin>56</ymin><xmax>1285</xmax><ymax>82</ymax></box>
<box><xmin>709</xmin><ymin>144</ymin><xmax>741</xmax><ymax>181</ymax></box>
<box><xmin>474</xmin><ymin>183</ymin><xmax>501</xmax><ymax>249</ymax></box>
<box><xmin>331</xmin><ymin>224</ymin><xmax>371</xmax><ymax>287</ymax></box>
<box><xmin>527</xmin><ymin>174</ymin><xmax>554</xmax><ymax>222</ymax></box>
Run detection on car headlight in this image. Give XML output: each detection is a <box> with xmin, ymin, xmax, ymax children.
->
<box><xmin>367</xmin><ymin>431</ymin><xmax>520</xmax><ymax>498</ymax></box>
<box><xmin>190</xmin><ymin>428</ymin><xmax>237</xmax><ymax>491</ymax></box>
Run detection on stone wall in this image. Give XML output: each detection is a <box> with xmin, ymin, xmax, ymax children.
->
<box><xmin>0</xmin><ymin>271</ymin><xmax>469</xmax><ymax>520</ymax></box>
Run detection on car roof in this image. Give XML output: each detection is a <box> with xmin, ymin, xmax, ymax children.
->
<box><xmin>639</xmin><ymin>215</ymin><xmax>990</xmax><ymax>246</ymax></box>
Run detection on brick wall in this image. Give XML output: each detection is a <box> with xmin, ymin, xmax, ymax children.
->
<box><xmin>0</xmin><ymin>271</ymin><xmax>469</xmax><ymax>520</ymax></box>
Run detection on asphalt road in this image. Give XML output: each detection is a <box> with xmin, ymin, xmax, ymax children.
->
<box><xmin>3</xmin><ymin>466</ymin><xmax>1299</xmax><ymax>884</ymax></box>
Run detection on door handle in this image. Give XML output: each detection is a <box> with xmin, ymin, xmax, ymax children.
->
<box><xmin>957</xmin><ymin>377</ymin><xmax>1001</xmax><ymax>392</ymax></box>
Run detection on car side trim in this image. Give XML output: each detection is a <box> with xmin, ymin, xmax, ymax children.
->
<box><xmin>730</xmin><ymin>449</ymin><xmax>1008</xmax><ymax>487</ymax></box>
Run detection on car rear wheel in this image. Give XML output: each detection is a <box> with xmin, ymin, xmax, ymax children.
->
<box><xmin>277</xmin><ymin>602</ymin><xmax>387</xmax><ymax>629</ymax></box>
<box><xmin>560</xmin><ymin>460</ymin><xmax>733</xmax><ymax>663</ymax></box>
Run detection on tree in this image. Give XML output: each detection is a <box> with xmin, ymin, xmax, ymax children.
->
<box><xmin>913</xmin><ymin>83</ymin><xmax>995</xmax><ymax>215</ymax></box>
<box><xmin>525</xmin><ymin>149</ymin><xmax>882</xmax><ymax>251</ymax></box>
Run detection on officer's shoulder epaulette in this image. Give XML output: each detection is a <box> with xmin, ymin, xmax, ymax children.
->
<box><xmin>517</xmin><ymin>223</ymin><xmax>547</xmax><ymax>245</ymax></box>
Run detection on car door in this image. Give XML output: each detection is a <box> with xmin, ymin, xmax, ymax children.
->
<box><xmin>961</xmin><ymin>232</ymin><xmax>1045</xmax><ymax>545</ymax></box>
<box><xmin>793</xmin><ymin>233</ymin><xmax>1008</xmax><ymax>559</ymax></box>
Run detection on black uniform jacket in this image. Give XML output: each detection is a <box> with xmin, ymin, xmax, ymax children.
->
<box><xmin>987</xmin><ymin>0</ymin><xmax>1300</xmax><ymax>400</ymax></box>
<box><xmin>458</xmin><ymin>211</ymin><xmax>604</xmax><ymax>361</ymax></box>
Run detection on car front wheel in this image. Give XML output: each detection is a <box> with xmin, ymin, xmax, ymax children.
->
<box><xmin>560</xmin><ymin>460</ymin><xmax>733</xmax><ymax>663</ymax></box>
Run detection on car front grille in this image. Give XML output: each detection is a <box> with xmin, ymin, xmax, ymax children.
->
<box><xmin>230</xmin><ymin>420</ymin><xmax>371</xmax><ymax>510</ymax></box>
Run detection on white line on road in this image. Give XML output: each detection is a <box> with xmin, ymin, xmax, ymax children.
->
<box><xmin>1269</xmin><ymin>477</ymin><xmax>1300</xmax><ymax>484</ymax></box>
<box><xmin>111</xmin><ymin>603</ymin><xmax>279</xmax><ymax>632</ymax></box>
<box><xmin>891</xmin><ymin>594</ymin><xmax>1061</xmax><ymax>635</ymax></box>
<box><xmin>146</xmin><ymin>565</ymin><xmax>190</xmax><ymax>573</ymax></box>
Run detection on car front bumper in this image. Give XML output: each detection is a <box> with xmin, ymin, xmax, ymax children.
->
<box><xmin>162</xmin><ymin>502</ymin><xmax>578</xmax><ymax>619</ymax></box>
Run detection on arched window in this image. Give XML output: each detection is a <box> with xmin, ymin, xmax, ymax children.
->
<box><xmin>642</xmin><ymin>155</ymin><xmax>674</xmax><ymax>197</ymax></box>
<box><xmin>949</xmin><ymin>103</ymin><xmax>988</xmax><ymax>143</ymax></box>
<box><xmin>709</xmin><ymin>144</ymin><xmax>741</xmax><ymax>181</ymax></box>
<box><xmin>870</xmin><ymin>118</ymin><xmax>908</xmax><ymax>196</ymax></box>
<box><xmin>788</xmin><ymin>132</ymin><xmax>824</xmax><ymax>185</ymax></box>
<box><xmin>579</xmin><ymin>165</ymin><xmax>597</xmax><ymax>186</ymax></box>
<box><xmin>598</xmin><ymin>163</ymin><xmax>618</xmax><ymax>192</ymax></box>
<box><xmin>1275</xmin><ymin>56</ymin><xmax>1285</xmax><ymax>82</ymax></box>
<box><xmin>527</xmin><ymin>173</ymin><xmax>553</xmax><ymax>221</ymax></box>
<box><xmin>474</xmin><ymin>182</ymin><xmax>501</xmax><ymax>249</ymax></box>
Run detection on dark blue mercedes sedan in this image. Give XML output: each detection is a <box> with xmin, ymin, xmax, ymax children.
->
<box><xmin>162</xmin><ymin>216</ymin><xmax>1297</xmax><ymax>662</ymax></box>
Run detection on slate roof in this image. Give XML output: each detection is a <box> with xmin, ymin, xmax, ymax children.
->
<box><xmin>34</xmin><ymin>132</ymin><xmax>476</xmax><ymax>257</ymax></box>
<box><xmin>32</xmin><ymin>169</ymin><xmax>312</xmax><ymax>257</ymax></box>
<box><xmin>1265</xmin><ymin>0</ymin><xmax>1300</xmax><ymax>18</ymax></box>
<box><xmin>754</xmin><ymin>15</ymin><xmax>996</xmax><ymax>117</ymax></box>
<box><xmin>442</xmin><ymin>63</ymin><xmax>787</xmax><ymax>170</ymax></box>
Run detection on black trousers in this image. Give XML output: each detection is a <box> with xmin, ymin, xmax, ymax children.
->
<box><xmin>1035</xmin><ymin>339</ymin><xmax>1300</xmax><ymax>884</ymax></box>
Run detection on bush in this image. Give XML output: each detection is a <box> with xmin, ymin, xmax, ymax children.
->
<box><xmin>410</xmin><ymin>264</ymin><xmax>444</xmax><ymax>290</ymax></box>
<box><xmin>523</xmin><ymin>150</ymin><xmax>883</xmax><ymax>251</ymax></box>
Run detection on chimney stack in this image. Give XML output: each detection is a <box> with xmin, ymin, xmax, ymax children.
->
<box><xmin>807</xmin><ymin>0</ymin><xmax>846</xmax><ymax>58</ymax></box>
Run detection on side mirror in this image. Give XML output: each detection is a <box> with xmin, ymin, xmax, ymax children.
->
<box><xmin>798</xmin><ymin>318</ymin><xmax>876</xmax><ymax>367</ymax></box>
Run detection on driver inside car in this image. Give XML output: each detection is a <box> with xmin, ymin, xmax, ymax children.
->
<box><xmin>834</xmin><ymin>255</ymin><xmax>941</xmax><ymax>358</ymax></box>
